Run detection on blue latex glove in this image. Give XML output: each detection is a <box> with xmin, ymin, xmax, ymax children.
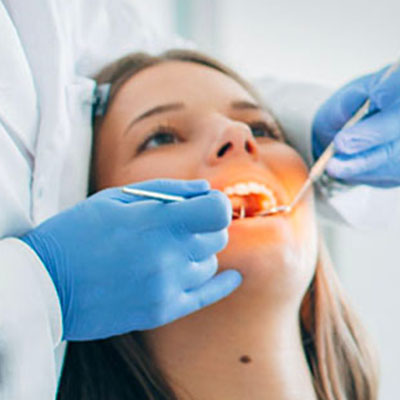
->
<box><xmin>21</xmin><ymin>179</ymin><xmax>242</xmax><ymax>341</ymax></box>
<box><xmin>312</xmin><ymin>64</ymin><xmax>400</xmax><ymax>187</ymax></box>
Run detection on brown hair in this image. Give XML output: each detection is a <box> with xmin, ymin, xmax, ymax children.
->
<box><xmin>57</xmin><ymin>50</ymin><xmax>379</xmax><ymax>400</ymax></box>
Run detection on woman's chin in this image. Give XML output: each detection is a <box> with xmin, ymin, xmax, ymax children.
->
<box><xmin>220</xmin><ymin>213</ymin><xmax>296</xmax><ymax>264</ymax></box>
<box><xmin>218</xmin><ymin>238</ymin><xmax>299</xmax><ymax>279</ymax></box>
<box><xmin>216</xmin><ymin>215</ymin><xmax>316</xmax><ymax>305</ymax></box>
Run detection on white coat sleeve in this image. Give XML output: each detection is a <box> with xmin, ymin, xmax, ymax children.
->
<box><xmin>0</xmin><ymin>239</ymin><xmax>63</xmax><ymax>399</ymax></box>
<box><xmin>0</xmin><ymin>2</ymin><xmax>63</xmax><ymax>399</ymax></box>
<box><xmin>254</xmin><ymin>76</ymin><xmax>400</xmax><ymax>228</ymax></box>
<box><xmin>0</xmin><ymin>116</ymin><xmax>64</xmax><ymax>399</ymax></box>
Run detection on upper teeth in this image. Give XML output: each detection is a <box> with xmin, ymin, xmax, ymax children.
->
<box><xmin>223</xmin><ymin>181</ymin><xmax>276</xmax><ymax>200</ymax></box>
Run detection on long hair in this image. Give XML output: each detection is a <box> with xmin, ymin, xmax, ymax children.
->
<box><xmin>57</xmin><ymin>50</ymin><xmax>379</xmax><ymax>400</ymax></box>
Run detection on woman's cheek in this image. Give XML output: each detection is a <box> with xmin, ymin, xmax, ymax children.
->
<box><xmin>113</xmin><ymin>150</ymin><xmax>198</xmax><ymax>185</ymax></box>
<box><xmin>265</xmin><ymin>145</ymin><xmax>309</xmax><ymax>195</ymax></box>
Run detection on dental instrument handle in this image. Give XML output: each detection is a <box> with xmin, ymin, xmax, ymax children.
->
<box><xmin>309</xmin><ymin>97</ymin><xmax>372</xmax><ymax>184</ymax></box>
<box><xmin>122</xmin><ymin>187</ymin><xmax>185</xmax><ymax>202</ymax></box>
<box><xmin>286</xmin><ymin>100</ymin><xmax>371</xmax><ymax>212</ymax></box>
<box><xmin>245</xmin><ymin>99</ymin><xmax>369</xmax><ymax>217</ymax></box>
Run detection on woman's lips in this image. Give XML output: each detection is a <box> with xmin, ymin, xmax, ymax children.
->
<box><xmin>223</xmin><ymin>181</ymin><xmax>277</xmax><ymax>218</ymax></box>
<box><xmin>207</xmin><ymin>172</ymin><xmax>289</xmax><ymax>220</ymax></box>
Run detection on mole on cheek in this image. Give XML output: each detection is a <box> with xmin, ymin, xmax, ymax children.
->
<box><xmin>239</xmin><ymin>355</ymin><xmax>252</xmax><ymax>364</ymax></box>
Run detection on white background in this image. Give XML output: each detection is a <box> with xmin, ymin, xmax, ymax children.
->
<box><xmin>136</xmin><ymin>1</ymin><xmax>400</xmax><ymax>398</ymax></box>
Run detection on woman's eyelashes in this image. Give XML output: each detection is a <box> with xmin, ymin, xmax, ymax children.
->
<box><xmin>248</xmin><ymin>121</ymin><xmax>280</xmax><ymax>140</ymax></box>
<box><xmin>136</xmin><ymin>120</ymin><xmax>279</xmax><ymax>154</ymax></box>
<box><xmin>136</xmin><ymin>125</ymin><xmax>181</xmax><ymax>154</ymax></box>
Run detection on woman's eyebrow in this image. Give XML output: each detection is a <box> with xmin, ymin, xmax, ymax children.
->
<box><xmin>124</xmin><ymin>102</ymin><xmax>185</xmax><ymax>136</ymax></box>
<box><xmin>123</xmin><ymin>100</ymin><xmax>260</xmax><ymax>136</ymax></box>
<box><xmin>231</xmin><ymin>100</ymin><xmax>260</xmax><ymax>110</ymax></box>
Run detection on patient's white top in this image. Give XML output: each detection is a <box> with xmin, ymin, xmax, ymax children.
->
<box><xmin>0</xmin><ymin>0</ymin><xmax>398</xmax><ymax>399</ymax></box>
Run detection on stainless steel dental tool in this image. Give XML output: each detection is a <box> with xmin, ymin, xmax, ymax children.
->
<box><xmin>255</xmin><ymin>58</ymin><xmax>400</xmax><ymax>217</ymax></box>
<box><xmin>121</xmin><ymin>186</ymin><xmax>258</xmax><ymax>219</ymax></box>
<box><xmin>122</xmin><ymin>187</ymin><xmax>186</xmax><ymax>202</ymax></box>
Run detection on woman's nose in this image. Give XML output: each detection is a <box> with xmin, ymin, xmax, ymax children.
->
<box><xmin>207</xmin><ymin>122</ymin><xmax>259</xmax><ymax>165</ymax></box>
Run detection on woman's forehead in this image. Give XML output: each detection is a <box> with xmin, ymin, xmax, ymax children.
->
<box><xmin>112</xmin><ymin>60</ymin><xmax>257</xmax><ymax>115</ymax></box>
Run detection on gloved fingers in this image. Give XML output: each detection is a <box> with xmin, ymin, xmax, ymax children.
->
<box><xmin>180</xmin><ymin>255</ymin><xmax>219</xmax><ymax>290</ymax></box>
<box><xmin>369</xmin><ymin>63</ymin><xmax>400</xmax><ymax>110</ymax></box>
<box><xmin>184</xmin><ymin>269</ymin><xmax>242</xmax><ymax>312</ymax></box>
<box><xmin>326</xmin><ymin>138</ymin><xmax>400</xmax><ymax>179</ymax></box>
<box><xmin>185</xmin><ymin>230</ymin><xmax>229</xmax><ymax>262</ymax></box>
<box><xmin>312</xmin><ymin>64</ymin><xmax>399</xmax><ymax>158</ymax></box>
<box><xmin>166</xmin><ymin>189</ymin><xmax>232</xmax><ymax>234</ymax></box>
<box><xmin>331</xmin><ymin>163</ymin><xmax>400</xmax><ymax>188</ymax></box>
<box><xmin>333</xmin><ymin>101</ymin><xmax>400</xmax><ymax>155</ymax></box>
<box><xmin>312</xmin><ymin>74</ymin><xmax>374</xmax><ymax>159</ymax></box>
<box><xmin>101</xmin><ymin>178</ymin><xmax>211</xmax><ymax>203</ymax></box>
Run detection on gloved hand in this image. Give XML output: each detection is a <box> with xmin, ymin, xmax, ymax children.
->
<box><xmin>21</xmin><ymin>179</ymin><xmax>242</xmax><ymax>341</ymax></box>
<box><xmin>312</xmin><ymin>64</ymin><xmax>400</xmax><ymax>187</ymax></box>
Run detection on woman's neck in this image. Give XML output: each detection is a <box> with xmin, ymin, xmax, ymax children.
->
<box><xmin>144</xmin><ymin>285</ymin><xmax>317</xmax><ymax>400</ymax></box>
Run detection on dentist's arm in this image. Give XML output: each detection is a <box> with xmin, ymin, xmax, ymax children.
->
<box><xmin>0</xmin><ymin>3</ymin><xmax>62</xmax><ymax>398</ymax></box>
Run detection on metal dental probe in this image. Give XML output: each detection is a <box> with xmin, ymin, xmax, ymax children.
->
<box><xmin>122</xmin><ymin>186</ymin><xmax>247</xmax><ymax>219</ymax></box>
<box><xmin>256</xmin><ymin>58</ymin><xmax>400</xmax><ymax>217</ymax></box>
<box><xmin>121</xmin><ymin>187</ymin><xmax>186</xmax><ymax>202</ymax></box>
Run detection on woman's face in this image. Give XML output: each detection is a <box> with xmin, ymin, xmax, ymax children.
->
<box><xmin>94</xmin><ymin>60</ymin><xmax>318</xmax><ymax>306</ymax></box>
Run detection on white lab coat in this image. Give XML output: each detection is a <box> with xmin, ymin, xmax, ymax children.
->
<box><xmin>0</xmin><ymin>1</ymin><xmax>398</xmax><ymax>399</ymax></box>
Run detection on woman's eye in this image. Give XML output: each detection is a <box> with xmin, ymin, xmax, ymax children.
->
<box><xmin>138</xmin><ymin>130</ymin><xmax>180</xmax><ymax>153</ymax></box>
<box><xmin>249</xmin><ymin>122</ymin><xmax>278</xmax><ymax>139</ymax></box>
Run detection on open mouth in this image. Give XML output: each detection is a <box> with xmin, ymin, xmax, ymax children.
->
<box><xmin>223</xmin><ymin>181</ymin><xmax>278</xmax><ymax>220</ymax></box>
